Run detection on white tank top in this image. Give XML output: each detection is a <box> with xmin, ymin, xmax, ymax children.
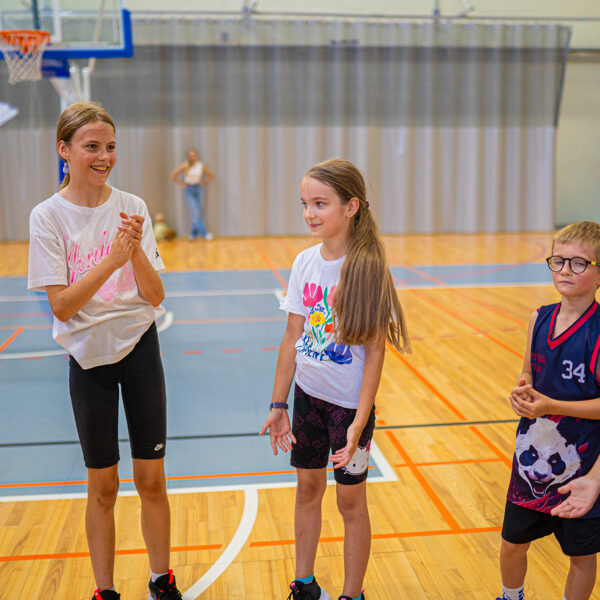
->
<box><xmin>183</xmin><ymin>161</ymin><xmax>204</xmax><ymax>185</ymax></box>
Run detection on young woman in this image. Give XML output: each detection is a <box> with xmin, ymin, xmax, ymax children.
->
<box><xmin>171</xmin><ymin>147</ymin><xmax>214</xmax><ymax>240</ymax></box>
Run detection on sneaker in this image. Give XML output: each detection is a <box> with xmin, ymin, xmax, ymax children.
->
<box><xmin>204</xmin><ymin>232</ymin><xmax>214</xmax><ymax>241</ymax></box>
<box><xmin>288</xmin><ymin>578</ymin><xmax>330</xmax><ymax>600</ymax></box>
<box><xmin>92</xmin><ymin>590</ymin><xmax>120</xmax><ymax>600</ymax></box>
<box><xmin>339</xmin><ymin>593</ymin><xmax>365</xmax><ymax>600</ymax></box>
<box><xmin>148</xmin><ymin>570</ymin><xmax>183</xmax><ymax>600</ymax></box>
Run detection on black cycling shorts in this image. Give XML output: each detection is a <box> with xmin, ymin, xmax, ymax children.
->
<box><xmin>68</xmin><ymin>322</ymin><xmax>167</xmax><ymax>469</ymax></box>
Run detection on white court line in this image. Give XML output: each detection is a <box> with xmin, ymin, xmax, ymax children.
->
<box><xmin>183</xmin><ymin>488</ymin><xmax>258</xmax><ymax>599</ymax></box>
<box><xmin>274</xmin><ymin>289</ymin><xmax>285</xmax><ymax>303</ymax></box>
<box><xmin>0</xmin><ymin>312</ymin><xmax>174</xmax><ymax>359</ymax></box>
<box><xmin>167</xmin><ymin>289</ymin><xmax>280</xmax><ymax>298</ymax></box>
<box><xmin>0</xmin><ymin>441</ymin><xmax>395</xmax><ymax>502</ymax></box>
<box><xmin>394</xmin><ymin>282</ymin><xmax>550</xmax><ymax>290</ymax></box>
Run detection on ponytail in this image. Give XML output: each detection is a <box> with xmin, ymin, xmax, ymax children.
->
<box><xmin>304</xmin><ymin>159</ymin><xmax>410</xmax><ymax>353</ymax></box>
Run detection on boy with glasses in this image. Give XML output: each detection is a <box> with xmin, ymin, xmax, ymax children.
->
<box><xmin>497</xmin><ymin>221</ymin><xmax>600</xmax><ymax>600</ymax></box>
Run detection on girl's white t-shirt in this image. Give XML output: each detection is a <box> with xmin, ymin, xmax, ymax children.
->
<box><xmin>280</xmin><ymin>243</ymin><xmax>365</xmax><ymax>409</ymax></box>
<box><xmin>183</xmin><ymin>162</ymin><xmax>204</xmax><ymax>185</ymax></box>
<box><xmin>28</xmin><ymin>188</ymin><xmax>165</xmax><ymax>370</ymax></box>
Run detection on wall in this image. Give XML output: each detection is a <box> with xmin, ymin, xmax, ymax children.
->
<box><xmin>123</xmin><ymin>1</ymin><xmax>600</xmax><ymax>227</ymax></box>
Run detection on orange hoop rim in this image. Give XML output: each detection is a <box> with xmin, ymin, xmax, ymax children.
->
<box><xmin>0</xmin><ymin>29</ymin><xmax>50</xmax><ymax>53</ymax></box>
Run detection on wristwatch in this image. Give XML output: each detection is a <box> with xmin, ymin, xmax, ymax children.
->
<box><xmin>269</xmin><ymin>402</ymin><xmax>289</xmax><ymax>410</ymax></box>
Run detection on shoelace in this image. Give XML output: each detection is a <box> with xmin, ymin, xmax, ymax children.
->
<box><xmin>287</xmin><ymin>582</ymin><xmax>312</xmax><ymax>600</ymax></box>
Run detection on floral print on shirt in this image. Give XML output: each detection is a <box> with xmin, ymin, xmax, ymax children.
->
<box><xmin>296</xmin><ymin>282</ymin><xmax>353</xmax><ymax>365</ymax></box>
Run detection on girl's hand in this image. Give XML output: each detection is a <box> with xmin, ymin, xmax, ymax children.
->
<box><xmin>550</xmin><ymin>477</ymin><xmax>600</xmax><ymax>519</ymax></box>
<box><xmin>118</xmin><ymin>212</ymin><xmax>144</xmax><ymax>248</ymax></box>
<box><xmin>107</xmin><ymin>230</ymin><xmax>133</xmax><ymax>269</ymax></box>
<box><xmin>259</xmin><ymin>409</ymin><xmax>296</xmax><ymax>456</ymax></box>
<box><xmin>330</xmin><ymin>422</ymin><xmax>362</xmax><ymax>469</ymax></box>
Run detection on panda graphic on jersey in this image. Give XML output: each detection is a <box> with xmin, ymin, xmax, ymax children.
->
<box><xmin>515</xmin><ymin>417</ymin><xmax>582</xmax><ymax>499</ymax></box>
<box><xmin>510</xmin><ymin>416</ymin><xmax>589</xmax><ymax>511</ymax></box>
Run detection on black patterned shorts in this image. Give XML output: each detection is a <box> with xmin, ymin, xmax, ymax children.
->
<box><xmin>290</xmin><ymin>383</ymin><xmax>376</xmax><ymax>485</ymax></box>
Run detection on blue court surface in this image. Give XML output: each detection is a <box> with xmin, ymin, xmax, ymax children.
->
<box><xmin>0</xmin><ymin>262</ymin><xmax>552</xmax><ymax>501</ymax></box>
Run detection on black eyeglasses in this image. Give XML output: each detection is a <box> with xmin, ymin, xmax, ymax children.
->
<box><xmin>546</xmin><ymin>255</ymin><xmax>599</xmax><ymax>274</ymax></box>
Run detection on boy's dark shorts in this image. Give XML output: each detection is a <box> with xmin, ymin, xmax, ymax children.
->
<box><xmin>290</xmin><ymin>383</ymin><xmax>375</xmax><ymax>485</ymax></box>
<box><xmin>501</xmin><ymin>499</ymin><xmax>600</xmax><ymax>557</ymax></box>
<box><xmin>69</xmin><ymin>322</ymin><xmax>167</xmax><ymax>469</ymax></box>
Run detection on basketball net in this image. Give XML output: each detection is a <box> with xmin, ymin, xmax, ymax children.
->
<box><xmin>0</xmin><ymin>30</ymin><xmax>50</xmax><ymax>85</ymax></box>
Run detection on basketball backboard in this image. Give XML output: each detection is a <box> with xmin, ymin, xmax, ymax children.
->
<box><xmin>0</xmin><ymin>0</ymin><xmax>132</xmax><ymax>58</ymax></box>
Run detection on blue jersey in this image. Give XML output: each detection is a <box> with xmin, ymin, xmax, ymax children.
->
<box><xmin>507</xmin><ymin>301</ymin><xmax>600</xmax><ymax>517</ymax></box>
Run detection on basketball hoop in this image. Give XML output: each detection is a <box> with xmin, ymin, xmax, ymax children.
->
<box><xmin>0</xmin><ymin>30</ymin><xmax>50</xmax><ymax>85</ymax></box>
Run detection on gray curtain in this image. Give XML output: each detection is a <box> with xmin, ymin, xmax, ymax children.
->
<box><xmin>0</xmin><ymin>18</ymin><xmax>570</xmax><ymax>240</ymax></box>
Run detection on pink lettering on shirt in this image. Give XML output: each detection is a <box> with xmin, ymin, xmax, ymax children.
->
<box><xmin>67</xmin><ymin>230</ymin><xmax>111</xmax><ymax>284</ymax></box>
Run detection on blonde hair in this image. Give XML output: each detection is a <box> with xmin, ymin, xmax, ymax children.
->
<box><xmin>186</xmin><ymin>147</ymin><xmax>199</xmax><ymax>168</ymax></box>
<box><xmin>304</xmin><ymin>158</ymin><xmax>410</xmax><ymax>353</ymax></box>
<box><xmin>552</xmin><ymin>221</ymin><xmax>600</xmax><ymax>262</ymax></box>
<box><xmin>56</xmin><ymin>102</ymin><xmax>115</xmax><ymax>190</ymax></box>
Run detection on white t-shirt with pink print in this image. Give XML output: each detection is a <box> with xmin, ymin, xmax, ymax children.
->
<box><xmin>28</xmin><ymin>187</ymin><xmax>165</xmax><ymax>370</ymax></box>
<box><xmin>280</xmin><ymin>243</ymin><xmax>365</xmax><ymax>409</ymax></box>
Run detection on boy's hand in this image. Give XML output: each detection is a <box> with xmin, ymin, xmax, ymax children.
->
<box><xmin>510</xmin><ymin>388</ymin><xmax>552</xmax><ymax>419</ymax></box>
<box><xmin>550</xmin><ymin>476</ymin><xmax>600</xmax><ymax>519</ymax></box>
<box><xmin>259</xmin><ymin>409</ymin><xmax>296</xmax><ymax>456</ymax></box>
<box><xmin>330</xmin><ymin>422</ymin><xmax>361</xmax><ymax>469</ymax></box>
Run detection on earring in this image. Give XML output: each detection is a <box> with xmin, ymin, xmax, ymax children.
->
<box><xmin>62</xmin><ymin>162</ymin><xmax>69</xmax><ymax>174</ymax></box>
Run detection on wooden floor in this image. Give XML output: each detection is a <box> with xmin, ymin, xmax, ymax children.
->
<box><xmin>2</xmin><ymin>232</ymin><xmax>598</xmax><ymax>600</ymax></box>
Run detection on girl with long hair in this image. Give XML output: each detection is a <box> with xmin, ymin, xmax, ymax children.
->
<box><xmin>260</xmin><ymin>158</ymin><xmax>410</xmax><ymax>600</ymax></box>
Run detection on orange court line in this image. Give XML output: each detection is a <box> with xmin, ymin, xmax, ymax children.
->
<box><xmin>385</xmin><ymin>430</ymin><xmax>461</xmax><ymax>531</ymax></box>
<box><xmin>274</xmin><ymin>237</ymin><xmax>300</xmax><ymax>261</ymax></box>
<box><xmin>0</xmin><ymin>544</ymin><xmax>222</xmax><ymax>563</ymax></box>
<box><xmin>468</xmin><ymin>426</ymin><xmax>513</xmax><ymax>468</ymax></box>
<box><xmin>250</xmin><ymin>239</ymin><xmax>289</xmax><ymax>290</ymax></box>
<box><xmin>0</xmin><ymin>467</ymin><xmax>371</xmax><ymax>489</ymax></box>
<box><xmin>384</xmin><ymin>346</ymin><xmax>513</xmax><ymax>473</ymax></box>
<box><xmin>385</xmin><ymin>343</ymin><xmax>467</xmax><ymax>421</ymax></box>
<box><xmin>249</xmin><ymin>526</ymin><xmax>501</xmax><ymax>547</ymax></box>
<box><xmin>395</xmin><ymin>261</ymin><xmax>528</xmax><ymax>327</ymax></box>
<box><xmin>395</xmin><ymin>457</ymin><xmax>503</xmax><ymax>468</ymax></box>
<box><xmin>0</xmin><ymin>326</ymin><xmax>24</xmax><ymax>353</ymax></box>
<box><xmin>406</xmin><ymin>289</ymin><xmax>524</xmax><ymax>359</ymax></box>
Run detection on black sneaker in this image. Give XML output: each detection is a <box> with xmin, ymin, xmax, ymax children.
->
<box><xmin>92</xmin><ymin>590</ymin><xmax>120</xmax><ymax>600</ymax></box>
<box><xmin>338</xmin><ymin>593</ymin><xmax>365</xmax><ymax>600</ymax></box>
<box><xmin>288</xmin><ymin>578</ymin><xmax>330</xmax><ymax>600</ymax></box>
<box><xmin>148</xmin><ymin>570</ymin><xmax>183</xmax><ymax>600</ymax></box>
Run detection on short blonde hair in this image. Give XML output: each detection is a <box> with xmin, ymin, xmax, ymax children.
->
<box><xmin>552</xmin><ymin>221</ymin><xmax>600</xmax><ymax>262</ymax></box>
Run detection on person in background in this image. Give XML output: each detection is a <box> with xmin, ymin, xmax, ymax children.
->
<box><xmin>171</xmin><ymin>148</ymin><xmax>214</xmax><ymax>241</ymax></box>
